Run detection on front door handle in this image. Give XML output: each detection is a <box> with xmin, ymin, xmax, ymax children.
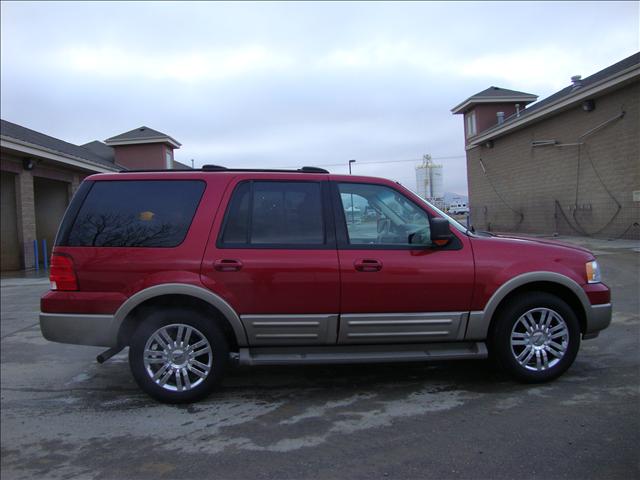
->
<box><xmin>354</xmin><ymin>259</ymin><xmax>383</xmax><ymax>272</ymax></box>
<box><xmin>214</xmin><ymin>259</ymin><xmax>243</xmax><ymax>272</ymax></box>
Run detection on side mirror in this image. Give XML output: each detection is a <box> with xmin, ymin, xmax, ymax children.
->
<box><xmin>430</xmin><ymin>217</ymin><xmax>453</xmax><ymax>247</ymax></box>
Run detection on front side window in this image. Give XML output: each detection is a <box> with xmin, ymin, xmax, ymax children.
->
<box><xmin>220</xmin><ymin>181</ymin><xmax>325</xmax><ymax>247</ymax></box>
<box><xmin>65</xmin><ymin>180</ymin><xmax>205</xmax><ymax>247</ymax></box>
<box><xmin>338</xmin><ymin>183</ymin><xmax>430</xmax><ymax>246</ymax></box>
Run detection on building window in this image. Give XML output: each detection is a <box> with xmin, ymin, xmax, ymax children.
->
<box><xmin>466</xmin><ymin>111</ymin><xmax>477</xmax><ymax>138</ymax></box>
<box><xmin>165</xmin><ymin>148</ymin><xmax>173</xmax><ymax>169</ymax></box>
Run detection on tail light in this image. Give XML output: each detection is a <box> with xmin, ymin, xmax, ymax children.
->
<box><xmin>50</xmin><ymin>254</ymin><xmax>78</xmax><ymax>291</ymax></box>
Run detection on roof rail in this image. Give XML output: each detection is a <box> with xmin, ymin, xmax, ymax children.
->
<box><xmin>201</xmin><ymin>165</ymin><xmax>330</xmax><ymax>174</ymax></box>
<box><xmin>119</xmin><ymin>165</ymin><xmax>330</xmax><ymax>174</ymax></box>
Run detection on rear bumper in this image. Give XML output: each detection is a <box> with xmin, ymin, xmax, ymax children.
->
<box><xmin>583</xmin><ymin>303</ymin><xmax>612</xmax><ymax>339</ymax></box>
<box><xmin>39</xmin><ymin>312</ymin><xmax>118</xmax><ymax>347</ymax></box>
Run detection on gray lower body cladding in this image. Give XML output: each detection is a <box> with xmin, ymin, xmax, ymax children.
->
<box><xmin>236</xmin><ymin>342</ymin><xmax>488</xmax><ymax>366</ymax></box>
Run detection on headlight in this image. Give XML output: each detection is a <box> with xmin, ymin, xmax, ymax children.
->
<box><xmin>586</xmin><ymin>260</ymin><xmax>601</xmax><ymax>284</ymax></box>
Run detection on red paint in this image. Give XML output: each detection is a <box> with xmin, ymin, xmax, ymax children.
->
<box><xmin>112</xmin><ymin>143</ymin><xmax>172</xmax><ymax>170</ymax></box>
<box><xmin>462</xmin><ymin>103</ymin><xmax>532</xmax><ymax>143</ymax></box>
<box><xmin>473</xmin><ymin>103</ymin><xmax>521</xmax><ymax>135</ymax></box>
<box><xmin>583</xmin><ymin>283</ymin><xmax>611</xmax><ymax>305</ymax></box>
<box><xmin>468</xmin><ymin>233</ymin><xmax>603</xmax><ymax>311</ymax></box>
<box><xmin>41</xmin><ymin>171</ymin><xmax>611</xmax><ymax>325</ymax></box>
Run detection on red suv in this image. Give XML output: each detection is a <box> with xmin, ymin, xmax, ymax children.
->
<box><xmin>40</xmin><ymin>166</ymin><xmax>612</xmax><ymax>403</ymax></box>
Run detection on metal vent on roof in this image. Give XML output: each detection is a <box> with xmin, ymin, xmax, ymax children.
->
<box><xmin>571</xmin><ymin>75</ymin><xmax>583</xmax><ymax>90</ymax></box>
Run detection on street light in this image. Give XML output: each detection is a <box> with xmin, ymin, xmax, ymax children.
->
<box><xmin>348</xmin><ymin>159</ymin><xmax>356</xmax><ymax>175</ymax></box>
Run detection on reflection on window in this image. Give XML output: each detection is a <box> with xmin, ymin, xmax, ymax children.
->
<box><xmin>67</xmin><ymin>180</ymin><xmax>205</xmax><ymax>247</ymax></box>
<box><xmin>338</xmin><ymin>183</ymin><xmax>430</xmax><ymax>246</ymax></box>
<box><xmin>221</xmin><ymin>181</ymin><xmax>325</xmax><ymax>246</ymax></box>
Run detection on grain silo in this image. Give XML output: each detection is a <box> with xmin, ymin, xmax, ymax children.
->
<box><xmin>415</xmin><ymin>154</ymin><xmax>444</xmax><ymax>206</ymax></box>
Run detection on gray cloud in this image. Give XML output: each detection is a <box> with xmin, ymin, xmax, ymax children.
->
<box><xmin>1</xmin><ymin>1</ymin><xmax>638</xmax><ymax>195</ymax></box>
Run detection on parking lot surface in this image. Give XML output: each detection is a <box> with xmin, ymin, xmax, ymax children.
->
<box><xmin>1</xmin><ymin>237</ymin><xmax>638</xmax><ymax>480</ymax></box>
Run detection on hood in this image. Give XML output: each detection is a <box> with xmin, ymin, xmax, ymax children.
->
<box><xmin>474</xmin><ymin>232</ymin><xmax>593</xmax><ymax>255</ymax></box>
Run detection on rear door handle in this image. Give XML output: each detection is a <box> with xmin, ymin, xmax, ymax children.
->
<box><xmin>214</xmin><ymin>259</ymin><xmax>243</xmax><ymax>272</ymax></box>
<box><xmin>354</xmin><ymin>259</ymin><xmax>383</xmax><ymax>272</ymax></box>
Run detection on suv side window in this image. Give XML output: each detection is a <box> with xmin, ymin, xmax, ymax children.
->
<box><xmin>64</xmin><ymin>180</ymin><xmax>205</xmax><ymax>247</ymax></box>
<box><xmin>220</xmin><ymin>181</ymin><xmax>326</xmax><ymax>247</ymax></box>
<box><xmin>337</xmin><ymin>183</ymin><xmax>430</xmax><ymax>246</ymax></box>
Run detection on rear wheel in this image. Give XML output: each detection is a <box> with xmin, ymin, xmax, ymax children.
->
<box><xmin>129</xmin><ymin>308</ymin><xmax>229</xmax><ymax>403</ymax></box>
<box><xmin>490</xmin><ymin>292</ymin><xmax>580</xmax><ymax>383</ymax></box>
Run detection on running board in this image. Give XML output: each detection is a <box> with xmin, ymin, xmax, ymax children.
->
<box><xmin>236</xmin><ymin>342</ymin><xmax>487</xmax><ymax>366</ymax></box>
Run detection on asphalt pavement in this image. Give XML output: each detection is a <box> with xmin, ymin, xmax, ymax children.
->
<box><xmin>1</xmin><ymin>236</ymin><xmax>638</xmax><ymax>480</ymax></box>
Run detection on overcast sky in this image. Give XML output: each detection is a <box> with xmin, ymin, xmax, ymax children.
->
<box><xmin>1</xmin><ymin>1</ymin><xmax>638</xmax><ymax>195</ymax></box>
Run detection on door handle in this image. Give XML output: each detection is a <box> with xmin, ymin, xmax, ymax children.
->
<box><xmin>354</xmin><ymin>259</ymin><xmax>383</xmax><ymax>272</ymax></box>
<box><xmin>214</xmin><ymin>259</ymin><xmax>243</xmax><ymax>272</ymax></box>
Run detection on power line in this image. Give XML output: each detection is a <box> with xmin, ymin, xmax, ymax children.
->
<box><xmin>273</xmin><ymin>155</ymin><xmax>465</xmax><ymax>170</ymax></box>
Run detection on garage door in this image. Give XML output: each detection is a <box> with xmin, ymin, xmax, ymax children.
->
<box><xmin>34</xmin><ymin>177</ymin><xmax>69</xmax><ymax>264</ymax></box>
<box><xmin>1</xmin><ymin>171</ymin><xmax>20</xmax><ymax>271</ymax></box>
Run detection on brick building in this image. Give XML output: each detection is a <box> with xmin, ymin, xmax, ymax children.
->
<box><xmin>0</xmin><ymin>121</ymin><xmax>189</xmax><ymax>271</ymax></box>
<box><xmin>452</xmin><ymin>52</ymin><xmax>639</xmax><ymax>239</ymax></box>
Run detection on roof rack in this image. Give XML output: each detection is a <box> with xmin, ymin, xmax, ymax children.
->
<box><xmin>119</xmin><ymin>165</ymin><xmax>330</xmax><ymax>174</ymax></box>
<box><xmin>201</xmin><ymin>165</ymin><xmax>330</xmax><ymax>174</ymax></box>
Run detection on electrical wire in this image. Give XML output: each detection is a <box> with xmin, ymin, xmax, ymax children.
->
<box><xmin>569</xmin><ymin>110</ymin><xmax>626</xmax><ymax>236</ymax></box>
<box><xmin>273</xmin><ymin>155</ymin><xmax>466</xmax><ymax>170</ymax></box>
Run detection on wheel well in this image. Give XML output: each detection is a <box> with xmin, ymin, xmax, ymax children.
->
<box><xmin>488</xmin><ymin>281</ymin><xmax>587</xmax><ymax>336</ymax></box>
<box><xmin>117</xmin><ymin>294</ymin><xmax>239</xmax><ymax>351</ymax></box>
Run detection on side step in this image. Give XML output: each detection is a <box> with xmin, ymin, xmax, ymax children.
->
<box><xmin>237</xmin><ymin>342</ymin><xmax>487</xmax><ymax>366</ymax></box>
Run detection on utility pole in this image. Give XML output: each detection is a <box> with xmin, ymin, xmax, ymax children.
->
<box><xmin>348</xmin><ymin>159</ymin><xmax>356</xmax><ymax>175</ymax></box>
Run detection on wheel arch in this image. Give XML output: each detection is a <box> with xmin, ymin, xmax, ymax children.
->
<box><xmin>113</xmin><ymin>284</ymin><xmax>248</xmax><ymax>349</ymax></box>
<box><xmin>467</xmin><ymin>272</ymin><xmax>590</xmax><ymax>340</ymax></box>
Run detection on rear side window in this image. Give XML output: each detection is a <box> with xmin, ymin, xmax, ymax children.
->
<box><xmin>220</xmin><ymin>181</ymin><xmax>325</xmax><ymax>247</ymax></box>
<box><xmin>63</xmin><ymin>180</ymin><xmax>205</xmax><ymax>247</ymax></box>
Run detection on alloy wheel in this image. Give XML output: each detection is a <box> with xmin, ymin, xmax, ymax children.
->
<box><xmin>510</xmin><ymin>307</ymin><xmax>569</xmax><ymax>371</ymax></box>
<box><xmin>143</xmin><ymin>323</ymin><xmax>213</xmax><ymax>392</ymax></box>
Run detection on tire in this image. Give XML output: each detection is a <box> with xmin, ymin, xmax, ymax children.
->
<box><xmin>129</xmin><ymin>308</ymin><xmax>229</xmax><ymax>403</ymax></box>
<box><xmin>490</xmin><ymin>292</ymin><xmax>580</xmax><ymax>383</ymax></box>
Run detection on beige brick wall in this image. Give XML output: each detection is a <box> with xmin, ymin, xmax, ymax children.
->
<box><xmin>16</xmin><ymin>169</ymin><xmax>36</xmax><ymax>268</ymax></box>
<box><xmin>1</xmin><ymin>153</ymin><xmax>88</xmax><ymax>269</ymax></box>
<box><xmin>466</xmin><ymin>81</ymin><xmax>640</xmax><ymax>239</ymax></box>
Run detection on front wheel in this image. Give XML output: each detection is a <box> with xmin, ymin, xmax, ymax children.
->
<box><xmin>490</xmin><ymin>292</ymin><xmax>581</xmax><ymax>383</ymax></box>
<box><xmin>129</xmin><ymin>308</ymin><xmax>229</xmax><ymax>403</ymax></box>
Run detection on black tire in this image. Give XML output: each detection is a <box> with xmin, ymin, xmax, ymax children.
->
<box><xmin>490</xmin><ymin>292</ymin><xmax>580</xmax><ymax>383</ymax></box>
<box><xmin>129</xmin><ymin>308</ymin><xmax>229</xmax><ymax>403</ymax></box>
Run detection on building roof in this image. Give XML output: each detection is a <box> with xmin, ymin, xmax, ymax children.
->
<box><xmin>81</xmin><ymin>140</ymin><xmax>115</xmax><ymax>162</ymax></box>
<box><xmin>104</xmin><ymin>126</ymin><xmax>181</xmax><ymax>148</ymax></box>
<box><xmin>172</xmin><ymin>160</ymin><xmax>193</xmax><ymax>170</ymax></box>
<box><xmin>451</xmin><ymin>86</ymin><xmax>538</xmax><ymax>114</ymax></box>
<box><xmin>466</xmin><ymin>51</ymin><xmax>640</xmax><ymax>147</ymax></box>
<box><xmin>514</xmin><ymin>52</ymin><xmax>640</xmax><ymax>119</ymax></box>
<box><xmin>0</xmin><ymin>119</ymin><xmax>120</xmax><ymax>170</ymax></box>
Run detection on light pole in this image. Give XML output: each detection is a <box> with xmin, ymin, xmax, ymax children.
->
<box><xmin>348</xmin><ymin>159</ymin><xmax>356</xmax><ymax>175</ymax></box>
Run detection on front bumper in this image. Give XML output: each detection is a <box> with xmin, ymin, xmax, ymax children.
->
<box><xmin>40</xmin><ymin>312</ymin><xmax>118</xmax><ymax>347</ymax></box>
<box><xmin>583</xmin><ymin>303</ymin><xmax>612</xmax><ymax>339</ymax></box>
